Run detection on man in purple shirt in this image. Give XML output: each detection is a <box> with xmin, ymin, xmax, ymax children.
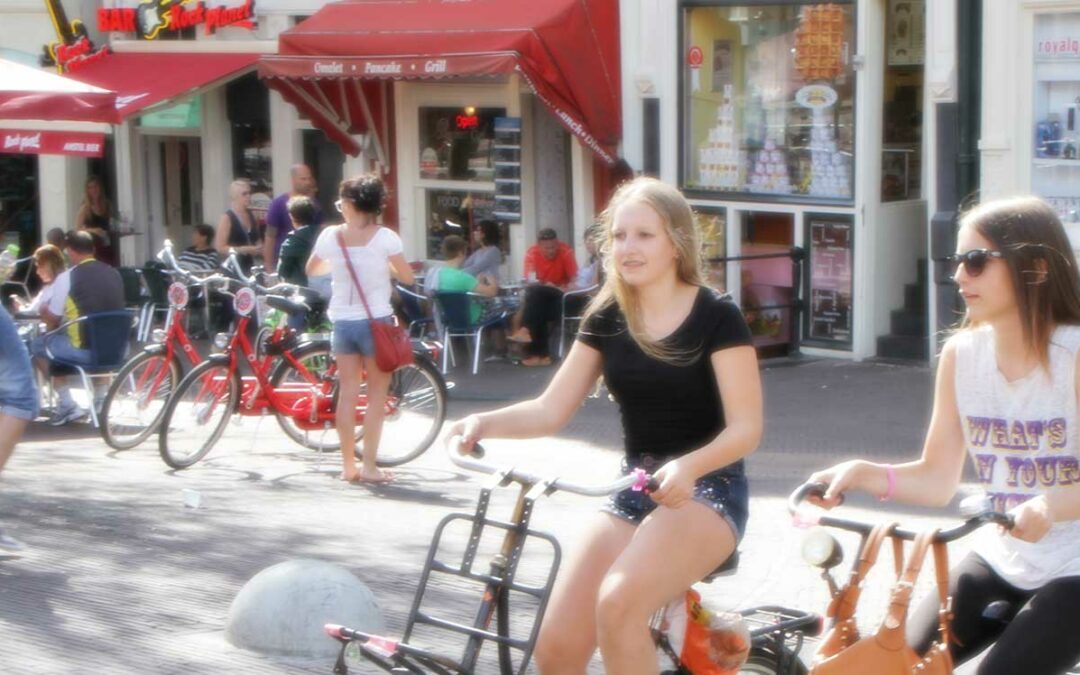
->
<box><xmin>263</xmin><ymin>164</ymin><xmax>321</xmax><ymax>270</ymax></box>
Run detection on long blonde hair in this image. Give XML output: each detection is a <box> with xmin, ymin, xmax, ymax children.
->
<box><xmin>582</xmin><ymin>177</ymin><xmax>706</xmax><ymax>364</ymax></box>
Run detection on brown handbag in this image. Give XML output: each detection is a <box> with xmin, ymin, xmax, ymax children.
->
<box><xmin>810</xmin><ymin>528</ymin><xmax>954</xmax><ymax>675</ymax></box>
<box><xmin>336</xmin><ymin>229</ymin><xmax>413</xmax><ymax>373</ymax></box>
<box><xmin>815</xmin><ymin>522</ymin><xmax>904</xmax><ymax>659</ymax></box>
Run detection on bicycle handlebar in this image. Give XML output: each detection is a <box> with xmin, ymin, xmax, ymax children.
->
<box><xmin>788</xmin><ymin>482</ymin><xmax>1015</xmax><ymax>542</ymax></box>
<box><xmin>445</xmin><ymin>435</ymin><xmax>655</xmax><ymax>497</ymax></box>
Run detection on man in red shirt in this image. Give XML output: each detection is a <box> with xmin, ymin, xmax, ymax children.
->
<box><xmin>523</xmin><ymin>228</ymin><xmax>577</xmax><ymax>287</ymax></box>
<box><xmin>512</xmin><ymin>229</ymin><xmax>579</xmax><ymax>366</ymax></box>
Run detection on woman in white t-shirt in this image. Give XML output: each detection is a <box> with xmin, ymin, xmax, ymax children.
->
<box><xmin>807</xmin><ymin>197</ymin><xmax>1080</xmax><ymax>674</ymax></box>
<box><xmin>307</xmin><ymin>174</ymin><xmax>414</xmax><ymax>484</ymax></box>
<box><xmin>11</xmin><ymin>244</ymin><xmax>66</xmax><ymax>314</ymax></box>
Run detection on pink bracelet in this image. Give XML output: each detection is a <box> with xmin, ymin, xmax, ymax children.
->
<box><xmin>879</xmin><ymin>465</ymin><xmax>896</xmax><ymax>502</ymax></box>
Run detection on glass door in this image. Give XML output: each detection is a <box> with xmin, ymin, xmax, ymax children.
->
<box><xmin>146</xmin><ymin>136</ymin><xmax>202</xmax><ymax>255</ymax></box>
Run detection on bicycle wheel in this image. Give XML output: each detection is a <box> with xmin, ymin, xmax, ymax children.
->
<box><xmin>368</xmin><ymin>355</ymin><xmax>447</xmax><ymax>467</ymax></box>
<box><xmin>738</xmin><ymin>646</ymin><xmax>808</xmax><ymax>675</ymax></box>
<box><xmin>158</xmin><ymin>359</ymin><xmax>239</xmax><ymax>469</ymax></box>
<box><xmin>269</xmin><ymin>341</ymin><xmax>340</xmax><ymax>451</ymax></box>
<box><xmin>100</xmin><ymin>349</ymin><xmax>182</xmax><ymax>450</ymax></box>
<box><xmin>254</xmin><ymin>325</ymin><xmax>274</xmax><ymax>360</ymax></box>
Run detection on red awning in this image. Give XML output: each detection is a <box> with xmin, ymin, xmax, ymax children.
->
<box><xmin>0</xmin><ymin>58</ymin><xmax>118</xmax><ymax>124</ymax></box>
<box><xmin>258</xmin><ymin>0</ymin><xmax>621</xmax><ymax>164</ymax></box>
<box><xmin>68</xmin><ymin>52</ymin><xmax>259</xmax><ymax>120</ymax></box>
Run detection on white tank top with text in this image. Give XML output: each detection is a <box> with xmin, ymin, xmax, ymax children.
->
<box><xmin>955</xmin><ymin>324</ymin><xmax>1080</xmax><ymax>589</ymax></box>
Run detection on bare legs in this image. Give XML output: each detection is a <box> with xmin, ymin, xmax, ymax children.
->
<box><xmin>0</xmin><ymin>414</ymin><xmax>28</xmax><ymax>474</ymax></box>
<box><xmin>533</xmin><ymin>502</ymin><xmax>736</xmax><ymax>674</ymax></box>
<box><xmin>335</xmin><ymin>353</ymin><xmax>393</xmax><ymax>483</ymax></box>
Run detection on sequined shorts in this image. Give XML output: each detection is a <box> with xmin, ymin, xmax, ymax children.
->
<box><xmin>601</xmin><ymin>454</ymin><xmax>749</xmax><ymax>542</ymax></box>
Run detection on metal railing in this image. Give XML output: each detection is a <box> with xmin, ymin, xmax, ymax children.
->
<box><xmin>707</xmin><ymin>246</ymin><xmax>806</xmax><ymax>354</ymax></box>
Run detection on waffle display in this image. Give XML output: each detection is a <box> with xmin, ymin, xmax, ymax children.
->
<box><xmin>795</xmin><ymin>4</ymin><xmax>845</xmax><ymax>81</ymax></box>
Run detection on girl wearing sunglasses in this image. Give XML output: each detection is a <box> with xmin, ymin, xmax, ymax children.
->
<box><xmin>806</xmin><ymin>196</ymin><xmax>1080</xmax><ymax>674</ymax></box>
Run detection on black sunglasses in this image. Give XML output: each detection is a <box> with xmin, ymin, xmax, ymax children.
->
<box><xmin>944</xmin><ymin>249</ymin><xmax>1005</xmax><ymax>277</ymax></box>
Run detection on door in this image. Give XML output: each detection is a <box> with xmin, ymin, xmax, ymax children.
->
<box><xmin>146</xmin><ymin>136</ymin><xmax>202</xmax><ymax>255</ymax></box>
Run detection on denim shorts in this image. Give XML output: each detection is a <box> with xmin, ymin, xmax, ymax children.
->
<box><xmin>0</xmin><ymin>307</ymin><xmax>39</xmax><ymax>421</ymax></box>
<box><xmin>331</xmin><ymin>316</ymin><xmax>393</xmax><ymax>356</ymax></box>
<box><xmin>602</xmin><ymin>454</ymin><xmax>749</xmax><ymax>542</ymax></box>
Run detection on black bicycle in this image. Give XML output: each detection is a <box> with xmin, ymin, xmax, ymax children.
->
<box><xmin>326</xmin><ymin>439</ymin><xmax>821</xmax><ymax>674</ymax></box>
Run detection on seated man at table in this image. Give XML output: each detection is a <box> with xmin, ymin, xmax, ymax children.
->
<box><xmin>429</xmin><ymin>235</ymin><xmax>499</xmax><ymax>324</ymax></box>
<box><xmin>509</xmin><ymin>227</ymin><xmax>577</xmax><ymax>366</ymax></box>
<box><xmin>31</xmin><ymin>231</ymin><xmax>124</xmax><ymax>425</ymax></box>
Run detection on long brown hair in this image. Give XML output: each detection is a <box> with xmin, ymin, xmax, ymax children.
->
<box><xmin>582</xmin><ymin>177</ymin><xmax>706</xmax><ymax>364</ymax></box>
<box><xmin>959</xmin><ymin>196</ymin><xmax>1080</xmax><ymax>364</ymax></box>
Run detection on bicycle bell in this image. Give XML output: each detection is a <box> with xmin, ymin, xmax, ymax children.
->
<box><xmin>801</xmin><ymin>527</ymin><xmax>843</xmax><ymax>570</ymax></box>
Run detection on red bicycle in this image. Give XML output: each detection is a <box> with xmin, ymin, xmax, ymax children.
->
<box><xmin>156</xmin><ymin>254</ymin><xmax>447</xmax><ymax>470</ymax></box>
<box><xmin>99</xmin><ymin>242</ymin><xmax>210</xmax><ymax>449</ymax></box>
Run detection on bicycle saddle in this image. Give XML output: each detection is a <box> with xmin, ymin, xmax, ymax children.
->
<box><xmin>702</xmin><ymin>550</ymin><xmax>740</xmax><ymax>583</ymax></box>
<box><xmin>266</xmin><ymin>294</ymin><xmax>310</xmax><ymax>316</ymax></box>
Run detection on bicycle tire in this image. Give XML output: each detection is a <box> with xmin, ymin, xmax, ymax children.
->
<box><xmin>738</xmin><ymin>646</ymin><xmax>807</xmax><ymax>675</ymax></box>
<box><xmin>158</xmin><ymin>359</ymin><xmax>239</xmax><ymax>469</ymax></box>
<box><xmin>368</xmin><ymin>355</ymin><xmax>448</xmax><ymax>467</ymax></box>
<box><xmin>254</xmin><ymin>326</ymin><xmax>274</xmax><ymax>361</ymax></box>
<box><xmin>100</xmin><ymin>349</ymin><xmax>182</xmax><ymax>450</ymax></box>
<box><xmin>268</xmin><ymin>340</ymin><xmax>339</xmax><ymax>451</ymax></box>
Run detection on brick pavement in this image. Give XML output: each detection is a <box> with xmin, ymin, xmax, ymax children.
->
<box><xmin>0</xmin><ymin>358</ymin><xmax>995</xmax><ymax>673</ymax></box>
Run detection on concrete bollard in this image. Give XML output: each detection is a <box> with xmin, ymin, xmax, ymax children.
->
<box><xmin>225</xmin><ymin>559</ymin><xmax>384</xmax><ymax>658</ymax></box>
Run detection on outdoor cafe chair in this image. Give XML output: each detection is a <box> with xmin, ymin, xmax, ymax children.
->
<box><xmin>433</xmin><ymin>291</ymin><xmax>507</xmax><ymax>375</ymax></box>
<box><xmin>558</xmin><ymin>283</ymin><xmax>600</xmax><ymax>358</ymax></box>
<box><xmin>395</xmin><ymin>282</ymin><xmax>435</xmax><ymax>339</ymax></box>
<box><xmin>41</xmin><ymin>309</ymin><xmax>135</xmax><ymax>428</ymax></box>
<box><xmin>1</xmin><ymin>255</ymin><xmax>35</xmax><ymax>306</ymax></box>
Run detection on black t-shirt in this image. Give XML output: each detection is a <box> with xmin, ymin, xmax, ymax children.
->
<box><xmin>577</xmin><ymin>286</ymin><xmax>753</xmax><ymax>466</ymax></box>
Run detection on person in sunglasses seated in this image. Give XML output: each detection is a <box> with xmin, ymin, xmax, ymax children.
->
<box><xmin>805</xmin><ymin>196</ymin><xmax>1080</xmax><ymax>675</ymax></box>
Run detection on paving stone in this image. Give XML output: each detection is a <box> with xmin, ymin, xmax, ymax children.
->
<box><xmin>1</xmin><ymin>358</ymin><xmax>994</xmax><ymax>673</ymax></box>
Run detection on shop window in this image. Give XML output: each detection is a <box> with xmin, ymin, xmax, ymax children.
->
<box><xmin>741</xmin><ymin>211</ymin><xmax>797</xmax><ymax>355</ymax></box>
<box><xmin>425</xmin><ymin>190</ymin><xmax>501</xmax><ymax>261</ymax></box>
<box><xmin>805</xmin><ymin>213</ymin><xmax>854</xmax><ymax>346</ymax></box>
<box><xmin>418</xmin><ymin>106</ymin><xmax>505</xmax><ymax>183</ymax></box>
<box><xmin>881</xmin><ymin>0</ymin><xmax>925</xmax><ymax>202</ymax></box>
<box><xmin>227</xmin><ymin>74</ymin><xmax>272</xmax><ymax>217</ymax></box>
<box><xmin>697</xmin><ymin>208</ymin><xmax>727</xmax><ymax>290</ymax></box>
<box><xmin>1032</xmin><ymin>12</ymin><xmax>1080</xmax><ymax>228</ymax></box>
<box><xmin>682</xmin><ymin>3</ymin><xmax>855</xmax><ymax>202</ymax></box>
<box><xmin>0</xmin><ymin>155</ymin><xmax>39</xmax><ymax>259</ymax></box>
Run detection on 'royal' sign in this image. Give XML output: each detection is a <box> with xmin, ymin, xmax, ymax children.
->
<box><xmin>98</xmin><ymin>0</ymin><xmax>256</xmax><ymax>40</ymax></box>
<box><xmin>0</xmin><ymin>130</ymin><xmax>106</xmax><ymax>157</ymax></box>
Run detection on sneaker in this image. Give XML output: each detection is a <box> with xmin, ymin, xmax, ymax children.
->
<box><xmin>48</xmin><ymin>404</ymin><xmax>87</xmax><ymax>426</ymax></box>
<box><xmin>0</xmin><ymin>529</ymin><xmax>24</xmax><ymax>552</ymax></box>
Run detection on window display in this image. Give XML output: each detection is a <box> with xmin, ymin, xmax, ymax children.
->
<box><xmin>683</xmin><ymin>3</ymin><xmax>855</xmax><ymax>202</ymax></box>
<box><xmin>418</xmin><ymin>106</ymin><xmax>505</xmax><ymax>183</ymax></box>
<box><xmin>806</xmin><ymin>214</ymin><xmax>853</xmax><ymax>345</ymax></box>
<box><xmin>1032</xmin><ymin>13</ymin><xmax>1080</xmax><ymax>226</ymax></box>
<box><xmin>425</xmin><ymin>189</ymin><xmax>497</xmax><ymax>260</ymax></box>
<box><xmin>881</xmin><ymin>0</ymin><xmax>924</xmax><ymax>202</ymax></box>
<box><xmin>697</xmin><ymin>208</ymin><xmax>727</xmax><ymax>290</ymax></box>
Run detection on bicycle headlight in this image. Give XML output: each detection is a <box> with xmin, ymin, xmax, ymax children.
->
<box><xmin>801</xmin><ymin>527</ymin><xmax>843</xmax><ymax>570</ymax></box>
<box><xmin>213</xmin><ymin>332</ymin><xmax>230</xmax><ymax>350</ymax></box>
<box><xmin>150</xmin><ymin>328</ymin><xmax>167</xmax><ymax>344</ymax></box>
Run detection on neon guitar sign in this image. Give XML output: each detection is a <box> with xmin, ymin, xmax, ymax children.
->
<box><xmin>41</xmin><ymin>0</ymin><xmax>109</xmax><ymax>73</ymax></box>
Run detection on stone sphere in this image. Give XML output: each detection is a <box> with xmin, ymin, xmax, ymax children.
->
<box><xmin>226</xmin><ymin>559</ymin><xmax>384</xmax><ymax>657</ymax></box>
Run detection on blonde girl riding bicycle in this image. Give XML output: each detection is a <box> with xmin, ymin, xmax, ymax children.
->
<box><xmin>808</xmin><ymin>196</ymin><xmax>1080</xmax><ymax>675</ymax></box>
<box><xmin>447</xmin><ymin>176</ymin><xmax>762</xmax><ymax>674</ymax></box>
